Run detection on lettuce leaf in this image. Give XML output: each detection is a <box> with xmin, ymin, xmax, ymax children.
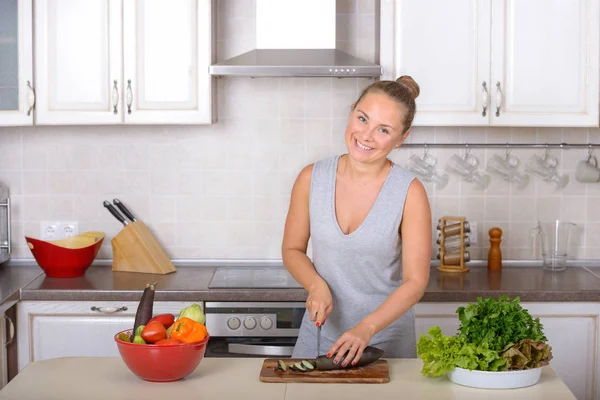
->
<box><xmin>456</xmin><ymin>295</ymin><xmax>546</xmax><ymax>352</ymax></box>
<box><xmin>500</xmin><ymin>339</ymin><xmax>553</xmax><ymax>370</ymax></box>
<box><xmin>416</xmin><ymin>326</ymin><xmax>507</xmax><ymax>377</ymax></box>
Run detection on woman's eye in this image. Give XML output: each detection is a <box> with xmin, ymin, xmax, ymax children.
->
<box><xmin>379</xmin><ymin>128</ymin><xmax>389</xmax><ymax>134</ymax></box>
<box><xmin>358</xmin><ymin>116</ymin><xmax>367</xmax><ymax>123</ymax></box>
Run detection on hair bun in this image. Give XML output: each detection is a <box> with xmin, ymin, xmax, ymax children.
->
<box><xmin>396</xmin><ymin>75</ymin><xmax>420</xmax><ymax>100</ymax></box>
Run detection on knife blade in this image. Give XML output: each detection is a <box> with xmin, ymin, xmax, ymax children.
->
<box><xmin>317</xmin><ymin>323</ymin><xmax>321</xmax><ymax>358</ymax></box>
<box><xmin>103</xmin><ymin>200</ymin><xmax>128</xmax><ymax>226</ymax></box>
<box><xmin>113</xmin><ymin>198</ymin><xmax>137</xmax><ymax>222</ymax></box>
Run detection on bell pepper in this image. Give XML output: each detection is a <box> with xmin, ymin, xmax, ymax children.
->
<box><xmin>170</xmin><ymin>317</ymin><xmax>208</xmax><ymax>343</ymax></box>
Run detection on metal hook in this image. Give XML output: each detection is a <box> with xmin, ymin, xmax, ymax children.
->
<box><xmin>423</xmin><ymin>144</ymin><xmax>429</xmax><ymax>157</ymax></box>
<box><xmin>544</xmin><ymin>144</ymin><xmax>550</xmax><ymax>159</ymax></box>
<box><xmin>464</xmin><ymin>144</ymin><xmax>471</xmax><ymax>158</ymax></box>
<box><xmin>588</xmin><ymin>144</ymin><xmax>594</xmax><ymax>162</ymax></box>
<box><xmin>505</xmin><ymin>143</ymin><xmax>511</xmax><ymax>158</ymax></box>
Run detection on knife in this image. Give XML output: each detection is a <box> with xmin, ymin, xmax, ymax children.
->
<box><xmin>316</xmin><ymin>314</ymin><xmax>322</xmax><ymax>358</ymax></box>
<box><xmin>103</xmin><ymin>200</ymin><xmax>128</xmax><ymax>226</ymax></box>
<box><xmin>113</xmin><ymin>198</ymin><xmax>137</xmax><ymax>222</ymax></box>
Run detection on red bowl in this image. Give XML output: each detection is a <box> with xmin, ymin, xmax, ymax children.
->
<box><xmin>114</xmin><ymin>329</ymin><xmax>209</xmax><ymax>382</ymax></box>
<box><xmin>25</xmin><ymin>231</ymin><xmax>104</xmax><ymax>278</ymax></box>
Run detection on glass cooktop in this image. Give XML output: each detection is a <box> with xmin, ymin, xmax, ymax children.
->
<box><xmin>208</xmin><ymin>266</ymin><xmax>303</xmax><ymax>289</ymax></box>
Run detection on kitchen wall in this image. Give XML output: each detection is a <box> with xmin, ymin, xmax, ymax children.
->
<box><xmin>0</xmin><ymin>0</ymin><xmax>599</xmax><ymax>262</ymax></box>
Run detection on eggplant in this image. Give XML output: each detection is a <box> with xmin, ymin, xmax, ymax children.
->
<box><xmin>315</xmin><ymin>346</ymin><xmax>384</xmax><ymax>370</ymax></box>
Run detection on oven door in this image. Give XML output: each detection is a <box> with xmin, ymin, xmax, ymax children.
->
<box><xmin>205</xmin><ymin>337</ymin><xmax>297</xmax><ymax>358</ymax></box>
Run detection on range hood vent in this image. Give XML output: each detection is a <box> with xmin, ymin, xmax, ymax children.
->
<box><xmin>209</xmin><ymin>0</ymin><xmax>382</xmax><ymax>78</ymax></box>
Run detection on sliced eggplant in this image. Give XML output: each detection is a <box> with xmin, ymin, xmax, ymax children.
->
<box><xmin>315</xmin><ymin>346</ymin><xmax>384</xmax><ymax>370</ymax></box>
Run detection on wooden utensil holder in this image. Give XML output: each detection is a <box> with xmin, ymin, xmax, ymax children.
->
<box><xmin>111</xmin><ymin>221</ymin><xmax>176</xmax><ymax>275</ymax></box>
<box><xmin>437</xmin><ymin>216</ymin><xmax>469</xmax><ymax>273</ymax></box>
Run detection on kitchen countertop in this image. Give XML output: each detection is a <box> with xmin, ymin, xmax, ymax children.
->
<box><xmin>0</xmin><ymin>357</ymin><xmax>575</xmax><ymax>399</ymax></box>
<box><xmin>11</xmin><ymin>263</ymin><xmax>600</xmax><ymax>302</ymax></box>
<box><xmin>0</xmin><ymin>265</ymin><xmax>44</xmax><ymax>313</ymax></box>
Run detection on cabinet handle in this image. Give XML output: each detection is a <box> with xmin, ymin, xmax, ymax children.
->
<box><xmin>90</xmin><ymin>306</ymin><xmax>128</xmax><ymax>314</ymax></box>
<box><xmin>481</xmin><ymin>81</ymin><xmax>489</xmax><ymax>117</ymax></box>
<box><xmin>126</xmin><ymin>80</ymin><xmax>133</xmax><ymax>114</ymax></box>
<box><xmin>495</xmin><ymin>81</ymin><xmax>503</xmax><ymax>117</ymax></box>
<box><xmin>112</xmin><ymin>80</ymin><xmax>119</xmax><ymax>115</ymax></box>
<box><xmin>26</xmin><ymin>81</ymin><xmax>35</xmax><ymax>116</ymax></box>
<box><xmin>4</xmin><ymin>315</ymin><xmax>14</xmax><ymax>346</ymax></box>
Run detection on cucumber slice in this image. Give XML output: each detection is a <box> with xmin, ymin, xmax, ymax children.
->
<box><xmin>277</xmin><ymin>360</ymin><xmax>287</xmax><ymax>372</ymax></box>
<box><xmin>294</xmin><ymin>362</ymin><xmax>307</xmax><ymax>372</ymax></box>
<box><xmin>301</xmin><ymin>360</ymin><xmax>315</xmax><ymax>370</ymax></box>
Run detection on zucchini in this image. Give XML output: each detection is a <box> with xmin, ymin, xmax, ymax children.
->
<box><xmin>315</xmin><ymin>346</ymin><xmax>384</xmax><ymax>370</ymax></box>
<box><xmin>294</xmin><ymin>362</ymin><xmax>306</xmax><ymax>372</ymax></box>
<box><xmin>301</xmin><ymin>360</ymin><xmax>315</xmax><ymax>370</ymax></box>
<box><xmin>277</xmin><ymin>360</ymin><xmax>287</xmax><ymax>372</ymax></box>
<box><xmin>131</xmin><ymin>282</ymin><xmax>157</xmax><ymax>343</ymax></box>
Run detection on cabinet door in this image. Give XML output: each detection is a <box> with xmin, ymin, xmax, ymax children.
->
<box><xmin>122</xmin><ymin>0</ymin><xmax>214</xmax><ymax>124</ymax></box>
<box><xmin>16</xmin><ymin>301</ymin><xmax>194</xmax><ymax>372</ymax></box>
<box><xmin>34</xmin><ymin>0</ymin><xmax>123</xmax><ymax>125</ymax></box>
<box><xmin>491</xmin><ymin>0</ymin><xmax>600</xmax><ymax>127</ymax></box>
<box><xmin>0</xmin><ymin>0</ymin><xmax>33</xmax><ymax>126</ymax></box>
<box><xmin>380</xmin><ymin>0</ymin><xmax>491</xmax><ymax>126</ymax></box>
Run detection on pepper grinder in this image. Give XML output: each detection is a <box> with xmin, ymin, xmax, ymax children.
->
<box><xmin>488</xmin><ymin>227</ymin><xmax>503</xmax><ymax>271</ymax></box>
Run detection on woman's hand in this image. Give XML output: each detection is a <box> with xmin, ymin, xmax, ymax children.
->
<box><xmin>327</xmin><ymin>322</ymin><xmax>376</xmax><ymax>367</ymax></box>
<box><xmin>306</xmin><ymin>278</ymin><xmax>332</xmax><ymax>326</ymax></box>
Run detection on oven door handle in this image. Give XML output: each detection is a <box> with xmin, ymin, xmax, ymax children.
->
<box><xmin>228</xmin><ymin>343</ymin><xmax>294</xmax><ymax>357</ymax></box>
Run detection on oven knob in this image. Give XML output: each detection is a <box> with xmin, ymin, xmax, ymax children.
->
<box><xmin>227</xmin><ymin>317</ymin><xmax>241</xmax><ymax>330</ymax></box>
<box><xmin>260</xmin><ymin>317</ymin><xmax>273</xmax><ymax>330</ymax></box>
<box><xmin>243</xmin><ymin>317</ymin><xmax>257</xmax><ymax>330</ymax></box>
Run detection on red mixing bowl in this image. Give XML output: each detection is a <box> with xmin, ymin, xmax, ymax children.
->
<box><xmin>25</xmin><ymin>231</ymin><xmax>104</xmax><ymax>278</ymax></box>
<box><xmin>114</xmin><ymin>329</ymin><xmax>209</xmax><ymax>382</ymax></box>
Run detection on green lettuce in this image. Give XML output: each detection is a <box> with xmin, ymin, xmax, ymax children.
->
<box><xmin>416</xmin><ymin>326</ymin><xmax>507</xmax><ymax>377</ymax></box>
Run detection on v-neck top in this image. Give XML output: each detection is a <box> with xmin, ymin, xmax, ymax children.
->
<box><xmin>292</xmin><ymin>155</ymin><xmax>419</xmax><ymax>359</ymax></box>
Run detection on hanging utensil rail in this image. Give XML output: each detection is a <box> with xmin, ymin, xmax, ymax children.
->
<box><xmin>399</xmin><ymin>142</ymin><xmax>600</xmax><ymax>149</ymax></box>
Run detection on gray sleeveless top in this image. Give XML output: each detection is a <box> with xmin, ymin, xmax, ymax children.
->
<box><xmin>292</xmin><ymin>155</ymin><xmax>418</xmax><ymax>359</ymax></box>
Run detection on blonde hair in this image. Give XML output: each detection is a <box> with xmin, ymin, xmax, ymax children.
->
<box><xmin>352</xmin><ymin>76</ymin><xmax>420</xmax><ymax>134</ymax></box>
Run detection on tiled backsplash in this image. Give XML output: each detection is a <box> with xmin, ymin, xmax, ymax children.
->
<box><xmin>1</xmin><ymin>0</ymin><xmax>599</xmax><ymax>261</ymax></box>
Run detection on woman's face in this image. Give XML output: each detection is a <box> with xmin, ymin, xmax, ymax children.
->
<box><xmin>346</xmin><ymin>92</ymin><xmax>408</xmax><ymax>163</ymax></box>
<box><xmin>344</xmin><ymin>91</ymin><xmax>408</xmax><ymax>164</ymax></box>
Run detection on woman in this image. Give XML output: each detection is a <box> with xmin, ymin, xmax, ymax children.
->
<box><xmin>281</xmin><ymin>76</ymin><xmax>431</xmax><ymax>367</ymax></box>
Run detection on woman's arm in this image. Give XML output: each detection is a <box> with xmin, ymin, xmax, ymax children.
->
<box><xmin>282</xmin><ymin>164</ymin><xmax>333</xmax><ymax>325</ymax></box>
<box><xmin>328</xmin><ymin>179</ymin><xmax>432</xmax><ymax>366</ymax></box>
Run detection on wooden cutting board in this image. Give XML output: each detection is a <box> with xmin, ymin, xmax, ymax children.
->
<box><xmin>259</xmin><ymin>358</ymin><xmax>390</xmax><ymax>383</ymax></box>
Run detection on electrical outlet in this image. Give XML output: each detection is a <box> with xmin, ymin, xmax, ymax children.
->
<box><xmin>470</xmin><ymin>221</ymin><xmax>478</xmax><ymax>245</ymax></box>
<box><xmin>40</xmin><ymin>221</ymin><xmax>79</xmax><ymax>240</ymax></box>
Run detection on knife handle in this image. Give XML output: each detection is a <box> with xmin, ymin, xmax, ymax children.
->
<box><xmin>113</xmin><ymin>198</ymin><xmax>137</xmax><ymax>222</ymax></box>
<box><xmin>103</xmin><ymin>201</ymin><xmax>128</xmax><ymax>226</ymax></box>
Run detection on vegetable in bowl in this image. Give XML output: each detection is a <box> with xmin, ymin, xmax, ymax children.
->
<box><xmin>417</xmin><ymin>295</ymin><xmax>553</xmax><ymax>377</ymax></box>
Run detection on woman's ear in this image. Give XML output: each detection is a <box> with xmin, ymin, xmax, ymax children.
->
<box><xmin>396</xmin><ymin>130</ymin><xmax>410</xmax><ymax>148</ymax></box>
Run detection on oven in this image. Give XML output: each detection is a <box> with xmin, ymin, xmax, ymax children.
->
<box><xmin>204</xmin><ymin>302</ymin><xmax>305</xmax><ymax>358</ymax></box>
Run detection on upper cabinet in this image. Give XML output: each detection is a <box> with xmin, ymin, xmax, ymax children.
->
<box><xmin>381</xmin><ymin>0</ymin><xmax>600</xmax><ymax>127</ymax></box>
<box><xmin>0</xmin><ymin>0</ymin><xmax>34</xmax><ymax>126</ymax></box>
<box><xmin>34</xmin><ymin>0</ymin><xmax>215</xmax><ymax>126</ymax></box>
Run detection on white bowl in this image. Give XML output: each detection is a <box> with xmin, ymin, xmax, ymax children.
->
<box><xmin>447</xmin><ymin>367</ymin><xmax>543</xmax><ymax>389</ymax></box>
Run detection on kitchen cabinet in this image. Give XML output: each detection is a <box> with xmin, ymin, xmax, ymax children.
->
<box><xmin>0</xmin><ymin>0</ymin><xmax>34</xmax><ymax>126</ymax></box>
<box><xmin>414</xmin><ymin>302</ymin><xmax>600</xmax><ymax>400</ymax></box>
<box><xmin>16</xmin><ymin>301</ymin><xmax>196</xmax><ymax>373</ymax></box>
<box><xmin>33</xmin><ymin>0</ymin><xmax>215</xmax><ymax>125</ymax></box>
<box><xmin>381</xmin><ymin>0</ymin><xmax>600</xmax><ymax>127</ymax></box>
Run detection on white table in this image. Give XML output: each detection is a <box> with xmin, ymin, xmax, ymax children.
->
<box><xmin>0</xmin><ymin>357</ymin><xmax>576</xmax><ymax>400</ymax></box>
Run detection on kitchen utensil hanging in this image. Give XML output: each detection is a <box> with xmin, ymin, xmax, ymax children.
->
<box><xmin>103</xmin><ymin>199</ymin><xmax>176</xmax><ymax>275</ymax></box>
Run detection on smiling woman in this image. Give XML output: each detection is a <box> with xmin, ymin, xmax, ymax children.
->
<box><xmin>281</xmin><ymin>76</ymin><xmax>432</xmax><ymax>365</ymax></box>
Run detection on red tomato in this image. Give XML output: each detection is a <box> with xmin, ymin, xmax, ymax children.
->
<box><xmin>155</xmin><ymin>338</ymin><xmax>183</xmax><ymax>345</ymax></box>
<box><xmin>148</xmin><ymin>313</ymin><xmax>175</xmax><ymax>329</ymax></box>
<box><xmin>141</xmin><ymin>320</ymin><xmax>167</xmax><ymax>344</ymax></box>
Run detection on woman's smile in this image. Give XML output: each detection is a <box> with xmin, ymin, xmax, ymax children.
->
<box><xmin>355</xmin><ymin>138</ymin><xmax>373</xmax><ymax>151</ymax></box>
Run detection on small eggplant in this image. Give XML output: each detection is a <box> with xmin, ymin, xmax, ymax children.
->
<box><xmin>315</xmin><ymin>346</ymin><xmax>384</xmax><ymax>370</ymax></box>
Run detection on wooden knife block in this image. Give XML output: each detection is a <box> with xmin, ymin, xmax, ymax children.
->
<box><xmin>111</xmin><ymin>221</ymin><xmax>176</xmax><ymax>275</ymax></box>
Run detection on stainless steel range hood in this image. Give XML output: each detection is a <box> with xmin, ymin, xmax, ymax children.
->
<box><xmin>209</xmin><ymin>0</ymin><xmax>382</xmax><ymax>78</ymax></box>
<box><xmin>209</xmin><ymin>49</ymin><xmax>382</xmax><ymax>78</ymax></box>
